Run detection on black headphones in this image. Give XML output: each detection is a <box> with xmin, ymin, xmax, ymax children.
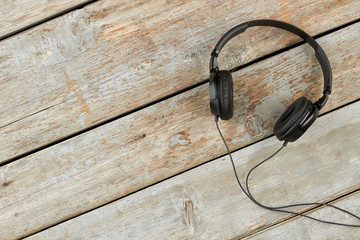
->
<box><xmin>209</xmin><ymin>19</ymin><xmax>332</xmax><ymax>143</ymax></box>
<box><xmin>210</xmin><ymin>20</ymin><xmax>360</xmax><ymax>228</ymax></box>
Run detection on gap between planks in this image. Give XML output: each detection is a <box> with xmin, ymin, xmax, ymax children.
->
<box><xmin>244</xmin><ymin>189</ymin><xmax>360</xmax><ymax>239</ymax></box>
<box><xmin>0</xmin><ymin>0</ymin><xmax>99</xmax><ymax>41</ymax></box>
<box><xmin>241</xmin><ymin>187</ymin><xmax>360</xmax><ymax>239</ymax></box>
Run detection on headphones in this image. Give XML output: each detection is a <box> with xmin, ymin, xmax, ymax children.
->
<box><xmin>209</xmin><ymin>19</ymin><xmax>332</xmax><ymax>143</ymax></box>
<box><xmin>210</xmin><ymin>20</ymin><xmax>360</xmax><ymax>228</ymax></box>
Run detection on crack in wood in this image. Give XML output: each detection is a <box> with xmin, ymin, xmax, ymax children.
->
<box><xmin>185</xmin><ymin>199</ymin><xmax>195</xmax><ymax>231</ymax></box>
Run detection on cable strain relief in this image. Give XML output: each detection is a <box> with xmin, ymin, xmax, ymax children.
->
<box><xmin>283</xmin><ymin>140</ymin><xmax>289</xmax><ymax>147</ymax></box>
<box><xmin>214</xmin><ymin>115</ymin><xmax>219</xmax><ymax>122</ymax></box>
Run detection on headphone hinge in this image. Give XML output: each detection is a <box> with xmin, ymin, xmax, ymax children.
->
<box><xmin>209</xmin><ymin>52</ymin><xmax>219</xmax><ymax>73</ymax></box>
<box><xmin>211</xmin><ymin>49</ymin><xmax>219</xmax><ymax>57</ymax></box>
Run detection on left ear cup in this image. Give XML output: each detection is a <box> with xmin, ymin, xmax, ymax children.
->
<box><xmin>217</xmin><ymin>70</ymin><xmax>234</xmax><ymax>120</ymax></box>
<box><xmin>274</xmin><ymin>97</ymin><xmax>318</xmax><ymax>142</ymax></box>
<box><xmin>209</xmin><ymin>71</ymin><xmax>220</xmax><ymax>116</ymax></box>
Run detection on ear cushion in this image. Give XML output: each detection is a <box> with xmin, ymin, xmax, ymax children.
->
<box><xmin>274</xmin><ymin>97</ymin><xmax>312</xmax><ymax>141</ymax></box>
<box><xmin>217</xmin><ymin>70</ymin><xmax>233</xmax><ymax>120</ymax></box>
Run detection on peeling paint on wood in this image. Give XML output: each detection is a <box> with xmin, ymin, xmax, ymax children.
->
<box><xmin>1</xmin><ymin>23</ymin><xmax>360</xmax><ymax>239</ymax></box>
<box><xmin>27</xmin><ymin>101</ymin><xmax>360</xmax><ymax>240</ymax></box>
<box><xmin>1</xmin><ymin>0</ymin><xmax>360</xmax><ymax>162</ymax></box>
<box><xmin>64</xmin><ymin>71</ymin><xmax>91</xmax><ymax>114</ymax></box>
<box><xmin>0</xmin><ymin>0</ymin><xmax>90</xmax><ymax>39</ymax></box>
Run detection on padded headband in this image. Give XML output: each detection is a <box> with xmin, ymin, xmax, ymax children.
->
<box><xmin>209</xmin><ymin>19</ymin><xmax>332</xmax><ymax>101</ymax></box>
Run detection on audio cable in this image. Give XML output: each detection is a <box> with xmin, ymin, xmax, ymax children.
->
<box><xmin>215</xmin><ymin>116</ymin><xmax>360</xmax><ymax>227</ymax></box>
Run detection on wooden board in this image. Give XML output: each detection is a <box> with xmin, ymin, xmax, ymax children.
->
<box><xmin>1</xmin><ymin>0</ymin><xmax>360</xmax><ymax>162</ymax></box>
<box><xmin>1</xmin><ymin>23</ymin><xmax>360</xmax><ymax>239</ymax></box>
<box><xmin>27</xmin><ymin>100</ymin><xmax>360</xmax><ymax>239</ymax></box>
<box><xmin>0</xmin><ymin>0</ymin><xmax>92</xmax><ymax>39</ymax></box>
<box><xmin>246</xmin><ymin>192</ymin><xmax>360</xmax><ymax>239</ymax></box>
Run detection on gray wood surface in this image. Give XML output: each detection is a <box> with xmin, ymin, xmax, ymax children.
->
<box><xmin>1</xmin><ymin>0</ymin><xmax>359</xmax><ymax>162</ymax></box>
<box><xmin>28</xmin><ymin>100</ymin><xmax>360</xmax><ymax>240</ymax></box>
<box><xmin>246</xmin><ymin>192</ymin><xmax>360</xmax><ymax>239</ymax></box>
<box><xmin>0</xmin><ymin>0</ymin><xmax>91</xmax><ymax>39</ymax></box>
<box><xmin>1</xmin><ymin>23</ymin><xmax>360</xmax><ymax>239</ymax></box>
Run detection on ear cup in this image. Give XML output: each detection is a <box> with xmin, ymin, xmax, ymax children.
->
<box><xmin>209</xmin><ymin>71</ymin><xmax>220</xmax><ymax>116</ymax></box>
<box><xmin>217</xmin><ymin>70</ymin><xmax>233</xmax><ymax>120</ymax></box>
<box><xmin>274</xmin><ymin>97</ymin><xmax>313</xmax><ymax>142</ymax></box>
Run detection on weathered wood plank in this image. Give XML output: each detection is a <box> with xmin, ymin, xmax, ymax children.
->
<box><xmin>1</xmin><ymin>23</ymin><xmax>360</xmax><ymax>239</ymax></box>
<box><xmin>27</xmin><ymin>100</ymin><xmax>360</xmax><ymax>240</ymax></box>
<box><xmin>245</xmin><ymin>192</ymin><xmax>360</xmax><ymax>239</ymax></box>
<box><xmin>0</xmin><ymin>0</ymin><xmax>92</xmax><ymax>39</ymax></box>
<box><xmin>1</xmin><ymin>0</ymin><xmax>359</xmax><ymax>162</ymax></box>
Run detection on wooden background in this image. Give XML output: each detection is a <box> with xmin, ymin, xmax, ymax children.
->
<box><xmin>0</xmin><ymin>0</ymin><xmax>359</xmax><ymax>239</ymax></box>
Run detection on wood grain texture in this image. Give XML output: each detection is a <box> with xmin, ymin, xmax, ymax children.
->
<box><xmin>1</xmin><ymin>23</ymin><xmax>360</xmax><ymax>239</ymax></box>
<box><xmin>1</xmin><ymin>0</ymin><xmax>360</xmax><ymax>162</ymax></box>
<box><xmin>0</xmin><ymin>0</ymin><xmax>91</xmax><ymax>39</ymax></box>
<box><xmin>27</xmin><ymin>100</ymin><xmax>360</xmax><ymax>240</ymax></box>
<box><xmin>246</xmin><ymin>192</ymin><xmax>360</xmax><ymax>239</ymax></box>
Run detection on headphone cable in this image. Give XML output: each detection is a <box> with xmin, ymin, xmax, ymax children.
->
<box><xmin>215</xmin><ymin>116</ymin><xmax>360</xmax><ymax>227</ymax></box>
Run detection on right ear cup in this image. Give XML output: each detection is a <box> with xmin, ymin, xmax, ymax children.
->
<box><xmin>217</xmin><ymin>70</ymin><xmax>234</xmax><ymax>120</ymax></box>
<box><xmin>274</xmin><ymin>97</ymin><xmax>317</xmax><ymax>142</ymax></box>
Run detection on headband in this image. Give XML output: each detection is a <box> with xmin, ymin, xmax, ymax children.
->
<box><xmin>209</xmin><ymin>19</ymin><xmax>332</xmax><ymax>108</ymax></box>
